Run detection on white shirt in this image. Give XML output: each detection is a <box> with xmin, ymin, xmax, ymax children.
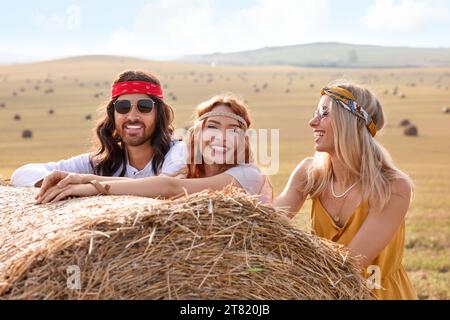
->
<box><xmin>11</xmin><ymin>140</ymin><xmax>187</xmax><ymax>187</ymax></box>
<box><xmin>224</xmin><ymin>164</ymin><xmax>273</xmax><ymax>204</ymax></box>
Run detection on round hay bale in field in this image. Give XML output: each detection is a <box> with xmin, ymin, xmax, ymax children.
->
<box><xmin>399</xmin><ymin>118</ymin><xmax>411</xmax><ymax>127</ymax></box>
<box><xmin>21</xmin><ymin>129</ymin><xmax>33</xmax><ymax>139</ymax></box>
<box><xmin>404</xmin><ymin>125</ymin><xmax>418</xmax><ymax>136</ymax></box>
<box><xmin>0</xmin><ymin>103</ymin><xmax>5</xmax><ymax>108</ymax></box>
<box><xmin>48</xmin><ymin>109</ymin><xmax>54</xmax><ymax>115</ymax></box>
<box><xmin>0</xmin><ymin>187</ymin><xmax>370</xmax><ymax>300</ymax></box>
<box><xmin>442</xmin><ymin>107</ymin><xmax>450</xmax><ymax>114</ymax></box>
<box><xmin>85</xmin><ymin>114</ymin><xmax>92</xmax><ymax>121</ymax></box>
<box><xmin>13</xmin><ymin>114</ymin><xmax>21</xmax><ymax>121</ymax></box>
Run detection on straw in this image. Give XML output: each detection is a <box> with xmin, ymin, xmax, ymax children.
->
<box><xmin>0</xmin><ymin>184</ymin><xmax>371</xmax><ymax>300</ymax></box>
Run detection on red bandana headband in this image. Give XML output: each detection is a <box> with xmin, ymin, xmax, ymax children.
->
<box><xmin>111</xmin><ymin>81</ymin><xmax>164</xmax><ymax>100</ymax></box>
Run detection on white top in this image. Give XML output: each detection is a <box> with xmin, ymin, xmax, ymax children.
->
<box><xmin>11</xmin><ymin>140</ymin><xmax>187</xmax><ymax>187</ymax></box>
<box><xmin>224</xmin><ymin>164</ymin><xmax>273</xmax><ymax>204</ymax></box>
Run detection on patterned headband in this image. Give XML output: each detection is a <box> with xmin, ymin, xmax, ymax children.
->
<box><xmin>321</xmin><ymin>86</ymin><xmax>377</xmax><ymax>137</ymax></box>
<box><xmin>112</xmin><ymin>81</ymin><xmax>164</xmax><ymax>100</ymax></box>
<box><xmin>197</xmin><ymin>111</ymin><xmax>248</xmax><ymax>129</ymax></box>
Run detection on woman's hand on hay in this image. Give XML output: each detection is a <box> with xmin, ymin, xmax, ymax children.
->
<box><xmin>36</xmin><ymin>171</ymin><xmax>91</xmax><ymax>201</ymax></box>
<box><xmin>36</xmin><ymin>181</ymin><xmax>98</xmax><ymax>204</ymax></box>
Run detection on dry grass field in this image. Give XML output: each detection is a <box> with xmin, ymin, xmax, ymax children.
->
<box><xmin>0</xmin><ymin>56</ymin><xmax>449</xmax><ymax>299</ymax></box>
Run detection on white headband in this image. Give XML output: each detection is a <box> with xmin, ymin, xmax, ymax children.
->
<box><xmin>197</xmin><ymin>111</ymin><xmax>248</xmax><ymax>129</ymax></box>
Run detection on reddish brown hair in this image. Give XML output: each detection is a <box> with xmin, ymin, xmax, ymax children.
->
<box><xmin>186</xmin><ymin>94</ymin><xmax>253</xmax><ymax>178</ymax></box>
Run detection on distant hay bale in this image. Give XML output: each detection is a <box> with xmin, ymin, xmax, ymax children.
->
<box><xmin>48</xmin><ymin>109</ymin><xmax>54</xmax><ymax>115</ymax></box>
<box><xmin>399</xmin><ymin>93</ymin><xmax>406</xmax><ymax>99</ymax></box>
<box><xmin>0</xmin><ymin>103</ymin><xmax>5</xmax><ymax>108</ymax></box>
<box><xmin>21</xmin><ymin>129</ymin><xmax>33</xmax><ymax>139</ymax></box>
<box><xmin>0</xmin><ymin>187</ymin><xmax>370</xmax><ymax>300</ymax></box>
<box><xmin>168</xmin><ymin>92</ymin><xmax>177</xmax><ymax>101</ymax></box>
<box><xmin>13</xmin><ymin>114</ymin><xmax>21</xmax><ymax>121</ymax></box>
<box><xmin>399</xmin><ymin>119</ymin><xmax>411</xmax><ymax>127</ymax></box>
<box><xmin>285</xmin><ymin>88</ymin><xmax>291</xmax><ymax>93</ymax></box>
<box><xmin>12</xmin><ymin>91</ymin><xmax>17</xmax><ymax>97</ymax></box>
<box><xmin>442</xmin><ymin>107</ymin><xmax>450</xmax><ymax>114</ymax></box>
<box><xmin>85</xmin><ymin>114</ymin><xmax>92</xmax><ymax>121</ymax></box>
<box><xmin>404</xmin><ymin>125</ymin><xmax>418</xmax><ymax>137</ymax></box>
<box><xmin>393</xmin><ymin>87</ymin><xmax>399</xmax><ymax>95</ymax></box>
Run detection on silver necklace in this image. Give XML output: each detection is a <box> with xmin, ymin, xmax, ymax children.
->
<box><xmin>330</xmin><ymin>176</ymin><xmax>359</xmax><ymax>198</ymax></box>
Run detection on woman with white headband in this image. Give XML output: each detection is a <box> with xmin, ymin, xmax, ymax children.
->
<box><xmin>36</xmin><ymin>94</ymin><xmax>273</xmax><ymax>204</ymax></box>
<box><xmin>273</xmin><ymin>82</ymin><xmax>416</xmax><ymax>299</ymax></box>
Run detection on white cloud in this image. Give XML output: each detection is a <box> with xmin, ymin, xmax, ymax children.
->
<box><xmin>33</xmin><ymin>5</ymin><xmax>81</xmax><ymax>32</ymax></box>
<box><xmin>362</xmin><ymin>0</ymin><xmax>449</xmax><ymax>32</ymax></box>
<box><xmin>108</xmin><ymin>0</ymin><xmax>329</xmax><ymax>57</ymax></box>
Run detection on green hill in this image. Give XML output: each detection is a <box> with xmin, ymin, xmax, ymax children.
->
<box><xmin>181</xmin><ymin>42</ymin><xmax>450</xmax><ymax>68</ymax></box>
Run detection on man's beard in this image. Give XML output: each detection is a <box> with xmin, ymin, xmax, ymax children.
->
<box><xmin>121</xmin><ymin>135</ymin><xmax>152</xmax><ymax>147</ymax></box>
<box><xmin>117</xmin><ymin>121</ymin><xmax>153</xmax><ymax>147</ymax></box>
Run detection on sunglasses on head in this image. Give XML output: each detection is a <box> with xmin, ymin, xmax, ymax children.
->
<box><xmin>113</xmin><ymin>99</ymin><xmax>155</xmax><ymax>114</ymax></box>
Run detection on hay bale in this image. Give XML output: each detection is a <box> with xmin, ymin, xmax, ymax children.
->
<box><xmin>0</xmin><ymin>187</ymin><xmax>370</xmax><ymax>300</ymax></box>
<box><xmin>48</xmin><ymin>109</ymin><xmax>54</xmax><ymax>115</ymax></box>
<box><xmin>442</xmin><ymin>107</ymin><xmax>450</xmax><ymax>114</ymax></box>
<box><xmin>13</xmin><ymin>114</ymin><xmax>21</xmax><ymax>121</ymax></box>
<box><xmin>21</xmin><ymin>129</ymin><xmax>33</xmax><ymax>139</ymax></box>
<box><xmin>399</xmin><ymin>119</ymin><xmax>411</xmax><ymax>127</ymax></box>
<box><xmin>85</xmin><ymin>114</ymin><xmax>92</xmax><ymax>121</ymax></box>
<box><xmin>0</xmin><ymin>103</ymin><xmax>5</xmax><ymax>108</ymax></box>
<box><xmin>404</xmin><ymin>125</ymin><xmax>418</xmax><ymax>136</ymax></box>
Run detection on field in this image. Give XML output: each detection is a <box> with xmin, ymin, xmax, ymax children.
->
<box><xmin>0</xmin><ymin>55</ymin><xmax>449</xmax><ymax>299</ymax></box>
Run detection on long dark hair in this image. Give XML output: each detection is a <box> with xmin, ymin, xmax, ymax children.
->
<box><xmin>90</xmin><ymin>70</ymin><xmax>175</xmax><ymax>176</ymax></box>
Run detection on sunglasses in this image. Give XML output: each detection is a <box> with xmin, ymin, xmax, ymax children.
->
<box><xmin>113</xmin><ymin>99</ymin><xmax>155</xmax><ymax>114</ymax></box>
<box><xmin>313</xmin><ymin>108</ymin><xmax>329</xmax><ymax>121</ymax></box>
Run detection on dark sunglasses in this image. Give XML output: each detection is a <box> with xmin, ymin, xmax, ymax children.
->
<box><xmin>113</xmin><ymin>99</ymin><xmax>155</xmax><ymax>114</ymax></box>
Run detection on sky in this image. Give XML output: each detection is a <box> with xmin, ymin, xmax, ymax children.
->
<box><xmin>1</xmin><ymin>0</ymin><xmax>450</xmax><ymax>62</ymax></box>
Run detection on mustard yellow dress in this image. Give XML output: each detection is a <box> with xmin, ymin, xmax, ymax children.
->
<box><xmin>311</xmin><ymin>198</ymin><xmax>417</xmax><ymax>300</ymax></box>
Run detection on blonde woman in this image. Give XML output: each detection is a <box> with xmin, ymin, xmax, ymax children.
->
<box><xmin>36</xmin><ymin>95</ymin><xmax>272</xmax><ymax>204</ymax></box>
<box><xmin>273</xmin><ymin>83</ymin><xmax>416</xmax><ymax>299</ymax></box>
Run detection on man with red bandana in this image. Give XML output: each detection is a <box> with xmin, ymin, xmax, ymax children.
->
<box><xmin>11</xmin><ymin>70</ymin><xmax>187</xmax><ymax>187</ymax></box>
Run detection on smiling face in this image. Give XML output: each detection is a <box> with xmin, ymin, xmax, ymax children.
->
<box><xmin>309</xmin><ymin>95</ymin><xmax>335</xmax><ymax>153</ymax></box>
<box><xmin>200</xmin><ymin>105</ymin><xmax>245</xmax><ymax>165</ymax></box>
<box><xmin>113</xmin><ymin>93</ymin><xmax>157</xmax><ymax>147</ymax></box>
